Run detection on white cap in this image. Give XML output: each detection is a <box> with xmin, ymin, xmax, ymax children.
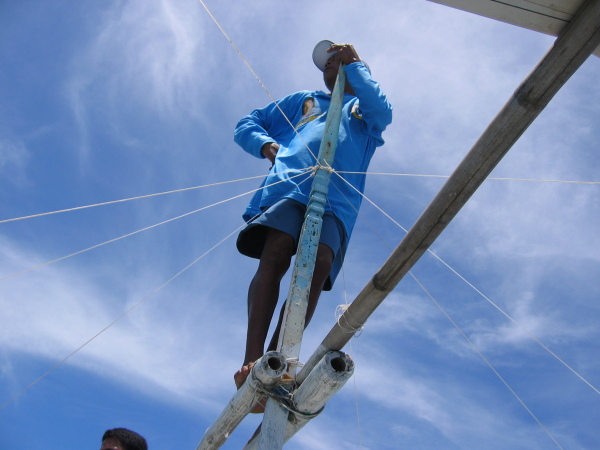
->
<box><xmin>312</xmin><ymin>40</ymin><xmax>337</xmax><ymax>71</ymax></box>
<box><xmin>312</xmin><ymin>40</ymin><xmax>371</xmax><ymax>74</ymax></box>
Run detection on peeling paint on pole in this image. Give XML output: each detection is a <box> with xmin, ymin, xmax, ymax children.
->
<box><xmin>259</xmin><ymin>65</ymin><xmax>347</xmax><ymax>449</ymax></box>
<box><xmin>277</xmin><ymin>64</ymin><xmax>346</xmax><ymax>370</ymax></box>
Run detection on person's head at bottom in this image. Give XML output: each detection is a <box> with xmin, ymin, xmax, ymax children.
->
<box><xmin>100</xmin><ymin>428</ymin><xmax>148</xmax><ymax>450</ymax></box>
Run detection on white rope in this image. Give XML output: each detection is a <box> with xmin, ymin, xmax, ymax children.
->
<box><xmin>2</xmin><ymin>0</ymin><xmax>325</xmax><ymax>416</ymax></box>
<box><xmin>340</xmin><ymin>267</ymin><xmax>364</xmax><ymax>449</ymax></box>
<box><xmin>329</xmin><ymin>169</ymin><xmax>600</xmax><ymax>396</ymax></box>
<box><xmin>0</xmin><ymin>169</ymin><xmax>321</xmax><ymax>408</ymax></box>
<box><xmin>335</xmin><ymin>304</ymin><xmax>364</xmax><ymax>336</ymax></box>
<box><xmin>409</xmin><ymin>272</ymin><xmax>563</xmax><ymax>448</ymax></box>
<box><xmin>328</xmin><ymin>172</ymin><xmax>562</xmax><ymax>446</ymax></box>
<box><xmin>426</xmin><ymin>248</ymin><xmax>600</xmax><ymax>396</ymax></box>
<box><xmin>0</xmin><ymin>221</ymin><xmax>247</xmax><ymax>411</ymax></box>
<box><xmin>0</xmin><ymin>174</ymin><xmax>268</xmax><ymax>224</ymax></box>
<box><xmin>196</xmin><ymin>0</ymin><xmax>323</xmax><ymax>166</ymax></box>
<box><xmin>1</xmin><ymin>169</ymin><xmax>313</xmax><ymax>282</ymax></box>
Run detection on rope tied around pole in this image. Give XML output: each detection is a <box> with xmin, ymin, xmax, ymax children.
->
<box><xmin>335</xmin><ymin>304</ymin><xmax>364</xmax><ymax>336</ymax></box>
<box><xmin>258</xmin><ymin>381</ymin><xmax>326</xmax><ymax>421</ymax></box>
<box><xmin>315</xmin><ymin>164</ymin><xmax>335</xmax><ymax>174</ymax></box>
<box><xmin>303</xmin><ymin>164</ymin><xmax>336</xmax><ymax>178</ymax></box>
<box><xmin>286</xmin><ymin>357</ymin><xmax>305</xmax><ymax>369</ymax></box>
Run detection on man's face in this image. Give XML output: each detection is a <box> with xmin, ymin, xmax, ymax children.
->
<box><xmin>323</xmin><ymin>54</ymin><xmax>340</xmax><ymax>92</ymax></box>
<box><xmin>100</xmin><ymin>437</ymin><xmax>124</xmax><ymax>450</ymax></box>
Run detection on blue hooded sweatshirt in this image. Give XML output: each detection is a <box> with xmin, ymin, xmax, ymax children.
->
<box><xmin>234</xmin><ymin>61</ymin><xmax>392</xmax><ymax>288</ymax></box>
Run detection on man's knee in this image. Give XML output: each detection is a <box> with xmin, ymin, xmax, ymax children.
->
<box><xmin>314</xmin><ymin>244</ymin><xmax>334</xmax><ymax>277</ymax></box>
<box><xmin>259</xmin><ymin>229</ymin><xmax>295</xmax><ymax>272</ymax></box>
<box><xmin>260</xmin><ymin>246</ymin><xmax>292</xmax><ymax>272</ymax></box>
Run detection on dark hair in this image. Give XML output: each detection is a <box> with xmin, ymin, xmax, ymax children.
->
<box><xmin>102</xmin><ymin>428</ymin><xmax>148</xmax><ymax>450</ymax></box>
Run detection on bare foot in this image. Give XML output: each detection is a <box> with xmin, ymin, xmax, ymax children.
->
<box><xmin>234</xmin><ymin>362</ymin><xmax>254</xmax><ymax>389</ymax></box>
<box><xmin>234</xmin><ymin>362</ymin><xmax>266</xmax><ymax>413</ymax></box>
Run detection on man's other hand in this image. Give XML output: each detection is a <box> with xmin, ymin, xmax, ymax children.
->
<box><xmin>261</xmin><ymin>142</ymin><xmax>280</xmax><ymax>164</ymax></box>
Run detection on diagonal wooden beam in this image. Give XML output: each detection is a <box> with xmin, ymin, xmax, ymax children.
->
<box><xmin>298</xmin><ymin>0</ymin><xmax>600</xmax><ymax>386</ymax></box>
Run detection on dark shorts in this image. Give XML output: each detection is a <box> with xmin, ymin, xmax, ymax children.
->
<box><xmin>236</xmin><ymin>198</ymin><xmax>343</xmax><ymax>260</ymax></box>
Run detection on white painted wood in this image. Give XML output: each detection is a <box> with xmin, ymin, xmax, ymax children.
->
<box><xmin>255</xmin><ymin>63</ymin><xmax>348</xmax><ymax>450</ymax></box>
<box><xmin>256</xmin><ymin>397</ymin><xmax>290</xmax><ymax>449</ymax></box>
<box><xmin>276</xmin><ymin>64</ymin><xmax>348</xmax><ymax>376</ymax></box>
<box><xmin>427</xmin><ymin>0</ymin><xmax>600</xmax><ymax>56</ymax></box>
<box><xmin>245</xmin><ymin>352</ymin><xmax>354</xmax><ymax>449</ymax></box>
<box><xmin>196</xmin><ymin>352</ymin><xmax>287</xmax><ymax>450</ymax></box>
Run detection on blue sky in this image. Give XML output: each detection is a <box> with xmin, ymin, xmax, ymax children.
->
<box><xmin>1</xmin><ymin>1</ymin><xmax>599</xmax><ymax>449</ymax></box>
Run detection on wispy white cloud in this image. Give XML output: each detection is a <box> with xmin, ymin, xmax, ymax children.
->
<box><xmin>0</xmin><ymin>236</ymin><xmax>246</xmax><ymax>412</ymax></box>
<box><xmin>62</xmin><ymin>0</ymin><xmax>211</xmax><ymax>167</ymax></box>
<box><xmin>0</xmin><ymin>137</ymin><xmax>30</xmax><ymax>188</ymax></box>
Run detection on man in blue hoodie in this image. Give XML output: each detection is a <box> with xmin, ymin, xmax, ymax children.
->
<box><xmin>234</xmin><ymin>41</ymin><xmax>392</xmax><ymax>392</ymax></box>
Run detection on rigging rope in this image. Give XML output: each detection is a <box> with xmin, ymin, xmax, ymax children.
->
<box><xmin>329</xmin><ymin>173</ymin><xmax>564</xmax><ymax>446</ymax></box>
<box><xmin>0</xmin><ymin>174</ymin><xmax>268</xmax><ymax>224</ymax></box>
<box><xmin>3</xmin><ymin>171</ymin><xmax>593</xmax><ymax>226</ymax></box>
<box><xmin>339</xmin><ymin>267</ymin><xmax>364</xmax><ymax>449</ymax></box>
<box><xmin>0</xmin><ymin>222</ymin><xmax>247</xmax><ymax>411</ymax></box>
<box><xmin>331</xmin><ymin>168</ymin><xmax>600</xmax><ymax>396</ymax></box>
<box><xmin>0</xmin><ymin>169</ymin><xmax>313</xmax><ymax>282</ymax></box>
<box><xmin>0</xmin><ymin>171</ymin><xmax>318</xmax><ymax>409</ymax></box>
<box><xmin>196</xmin><ymin>0</ymin><xmax>324</xmax><ymax>167</ymax></box>
<box><xmin>409</xmin><ymin>273</ymin><xmax>564</xmax><ymax>449</ymax></box>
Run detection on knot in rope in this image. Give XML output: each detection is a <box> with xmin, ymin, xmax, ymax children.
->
<box><xmin>315</xmin><ymin>164</ymin><xmax>336</xmax><ymax>174</ymax></box>
<box><xmin>335</xmin><ymin>304</ymin><xmax>364</xmax><ymax>336</ymax></box>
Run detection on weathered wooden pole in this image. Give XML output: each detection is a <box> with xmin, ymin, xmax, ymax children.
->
<box><xmin>197</xmin><ymin>61</ymin><xmax>347</xmax><ymax>450</ymax></box>
<box><xmin>297</xmin><ymin>0</ymin><xmax>600</xmax><ymax>386</ymax></box>
<box><xmin>244</xmin><ymin>351</ymin><xmax>354</xmax><ymax>450</ymax></box>
<box><xmin>257</xmin><ymin>62</ymin><xmax>348</xmax><ymax>449</ymax></box>
<box><xmin>283</xmin><ymin>351</ymin><xmax>354</xmax><ymax>441</ymax></box>
<box><xmin>196</xmin><ymin>352</ymin><xmax>287</xmax><ymax>450</ymax></box>
<box><xmin>276</xmin><ymin>65</ymin><xmax>347</xmax><ymax>370</ymax></box>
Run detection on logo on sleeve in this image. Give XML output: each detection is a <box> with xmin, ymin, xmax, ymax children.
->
<box><xmin>351</xmin><ymin>103</ymin><xmax>363</xmax><ymax>120</ymax></box>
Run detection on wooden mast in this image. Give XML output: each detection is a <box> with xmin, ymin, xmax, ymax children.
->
<box><xmin>257</xmin><ymin>61</ymin><xmax>348</xmax><ymax>450</ymax></box>
<box><xmin>197</xmin><ymin>62</ymin><xmax>349</xmax><ymax>450</ymax></box>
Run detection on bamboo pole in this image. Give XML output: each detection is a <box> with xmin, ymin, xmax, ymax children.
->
<box><xmin>284</xmin><ymin>351</ymin><xmax>354</xmax><ymax>439</ymax></box>
<box><xmin>244</xmin><ymin>351</ymin><xmax>354</xmax><ymax>450</ymax></box>
<box><xmin>297</xmin><ymin>0</ymin><xmax>600</xmax><ymax>385</ymax></box>
<box><xmin>277</xmin><ymin>64</ymin><xmax>347</xmax><ymax>372</ymax></box>
<box><xmin>256</xmin><ymin>62</ymin><xmax>348</xmax><ymax>450</ymax></box>
<box><xmin>196</xmin><ymin>352</ymin><xmax>287</xmax><ymax>450</ymax></box>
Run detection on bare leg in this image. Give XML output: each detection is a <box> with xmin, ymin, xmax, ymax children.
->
<box><xmin>235</xmin><ymin>228</ymin><xmax>295</xmax><ymax>389</ymax></box>
<box><xmin>234</xmin><ymin>237</ymin><xmax>334</xmax><ymax>414</ymax></box>
<box><xmin>266</xmin><ymin>242</ymin><xmax>334</xmax><ymax>353</ymax></box>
